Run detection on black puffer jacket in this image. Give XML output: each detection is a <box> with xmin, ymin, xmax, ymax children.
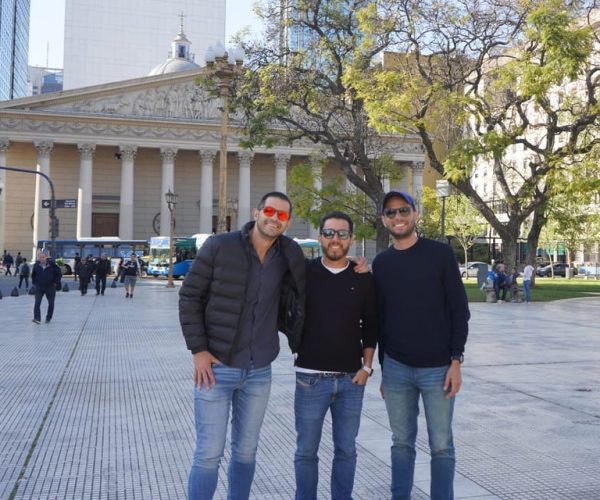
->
<box><xmin>179</xmin><ymin>222</ymin><xmax>306</xmax><ymax>365</ymax></box>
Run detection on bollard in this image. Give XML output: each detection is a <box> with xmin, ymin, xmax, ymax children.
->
<box><xmin>62</xmin><ymin>283</ymin><xmax>70</xmax><ymax>292</ymax></box>
<box><xmin>0</xmin><ymin>290</ymin><xmax>2</xmax><ymax>299</ymax></box>
<box><xmin>11</xmin><ymin>287</ymin><xmax>19</xmax><ymax>297</ymax></box>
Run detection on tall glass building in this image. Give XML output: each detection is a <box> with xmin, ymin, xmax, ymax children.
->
<box><xmin>0</xmin><ymin>0</ymin><xmax>30</xmax><ymax>100</ymax></box>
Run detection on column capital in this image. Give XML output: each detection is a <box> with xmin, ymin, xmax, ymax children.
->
<box><xmin>33</xmin><ymin>141</ymin><xmax>54</xmax><ymax>158</ymax></box>
<box><xmin>199</xmin><ymin>149</ymin><xmax>217</xmax><ymax>163</ymax></box>
<box><xmin>160</xmin><ymin>147</ymin><xmax>178</xmax><ymax>162</ymax></box>
<box><xmin>77</xmin><ymin>143</ymin><xmax>96</xmax><ymax>160</ymax></box>
<box><xmin>412</xmin><ymin>161</ymin><xmax>425</xmax><ymax>173</ymax></box>
<box><xmin>0</xmin><ymin>138</ymin><xmax>10</xmax><ymax>153</ymax></box>
<box><xmin>274</xmin><ymin>153</ymin><xmax>291</xmax><ymax>170</ymax></box>
<box><xmin>119</xmin><ymin>144</ymin><xmax>137</xmax><ymax>161</ymax></box>
<box><xmin>237</xmin><ymin>150</ymin><xmax>254</xmax><ymax>168</ymax></box>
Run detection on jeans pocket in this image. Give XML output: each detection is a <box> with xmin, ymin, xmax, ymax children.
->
<box><xmin>296</xmin><ymin>373</ymin><xmax>319</xmax><ymax>388</ymax></box>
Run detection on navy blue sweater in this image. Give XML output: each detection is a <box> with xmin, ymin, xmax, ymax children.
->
<box><xmin>372</xmin><ymin>238</ymin><xmax>469</xmax><ymax>368</ymax></box>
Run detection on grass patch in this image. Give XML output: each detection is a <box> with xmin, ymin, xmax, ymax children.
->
<box><xmin>463</xmin><ymin>277</ymin><xmax>600</xmax><ymax>302</ymax></box>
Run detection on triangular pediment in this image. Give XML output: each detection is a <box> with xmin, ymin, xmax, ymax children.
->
<box><xmin>0</xmin><ymin>69</ymin><xmax>222</xmax><ymax>122</ymax></box>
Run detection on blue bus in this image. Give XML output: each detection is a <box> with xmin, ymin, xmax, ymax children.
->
<box><xmin>295</xmin><ymin>238</ymin><xmax>321</xmax><ymax>259</ymax></box>
<box><xmin>147</xmin><ymin>234</ymin><xmax>211</xmax><ymax>279</ymax></box>
<box><xmin>37</xmin><ymin>238</ymin><xmax>148</xmax><ymax>275</ymax></box>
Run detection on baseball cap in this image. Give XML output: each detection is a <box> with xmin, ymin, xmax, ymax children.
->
<box><xmin>381</xmin><ymin>191</ymin><xmax>416</xmax><ymax>212</ymax></box>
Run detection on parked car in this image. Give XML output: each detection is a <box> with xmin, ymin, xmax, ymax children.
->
<box><xmin>458</xmin><ymin>261</ymin><xmax>489</xmax><ymax>278</ymax></box>
<box><xmin>536</xmin><ymin>263</ymin><xmax>578</xmax><ymax>277</ymax></box>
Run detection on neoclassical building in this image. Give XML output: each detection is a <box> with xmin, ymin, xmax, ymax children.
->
<box><xmin>0</xmin><ymin>49</ymin><xmax>430</xmax><ymax>259</ymax></box>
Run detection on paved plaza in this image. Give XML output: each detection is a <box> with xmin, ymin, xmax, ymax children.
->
<box><xmin>0</xmin><ymin>277</ymin><xmax>599</xmax><ymax>499</ymax></box>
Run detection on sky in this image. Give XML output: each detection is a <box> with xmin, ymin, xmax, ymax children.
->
<box><xmin>28</xmin><ymin>0</ymin><xmax>262</xmax><ymax>68</ymax></box>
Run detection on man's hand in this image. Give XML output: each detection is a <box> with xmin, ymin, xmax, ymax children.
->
<box><xmin>350</xmin><ymin>256</ymin><xmax>370</xmax><ymax>274</ymax></box>
<box><xmin>443</xmin><ymin>361</ymin><xmax>462</xmax><ymax>399</ymax></box>
<box><xmin>193</xmin><ymin>351</ymin><xmax>221</xmax><ymax>390</ymax></box>
<box><xmin>352</xmin><ymin>369</ymin><xmax>369</xmax><ymax>386</ymax></box>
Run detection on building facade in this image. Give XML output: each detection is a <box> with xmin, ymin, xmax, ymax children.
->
<box><xmin>0</xmin><ymin>68</ymin><xmax>427</xmax><ymax>260</ymax></box>
<box><xmin>0</xmin><ymin>0</ymin><xmax>30</xmax><ymax>100</ymax></box>
<box><xmin>63</xmin><ymin>0</ymin><xmax>225</xmax><ymax>89</ymax></box>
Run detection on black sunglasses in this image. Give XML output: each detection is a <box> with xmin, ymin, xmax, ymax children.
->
<box><xmin>383</xmin><ymin>206</ymin><xmax>413</xmax><ymax>218</ymax></box>
<box><xmin>321</xmin><ymin>228</ymin><xmax>351</xmax><ymax>240</ymax></box>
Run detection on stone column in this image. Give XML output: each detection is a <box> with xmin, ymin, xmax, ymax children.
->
<box><xmin>33</xmin><ymin>141</ymin><xmax>53</xmax><ymax>255</ymax></box>
<box><xmin>309</xmin><ymin>156</ymin><xmax>323</xmax><ymax>239</ymax></box>
<box><xmin>160</xmin><ymin>147</ymin><xmax>178</xmax><ymax>236</ymax></box>
<box><xmin>77</xmin><ymin>144</ymin><xmax>96</xmax><ymax>239</ymax></box>
<box><xmin>199</xmin><ymin>149</ymin><xmax>216</xmax><ymax>233</ymax></box>
<box><xmin>0</xmin><ymin>139</ymin><xmax>9</xmax><ymax>254</ymax></box>
<box><xmin>118</xmin><ymin>145</ymin><xmax>137</xmax><ymax>240</ymax></box>
<box><xmin>398</xmin><ymin>163</ymin><xmax>409</xmax><ymax>193</ymax></box>
<box><xmin>237</xmin><ymin>151</ymin><xmax>254</xmax><ymax>229</ymax></box>
<box><xmin>412</xmin><ymin>161</ymin><xmax>425</xmax><ymax>212</ymax></box>
<box><xmin>274</xmin><ymin>154</ymin><xmax>291</xmax><ymax>193</ymax></box>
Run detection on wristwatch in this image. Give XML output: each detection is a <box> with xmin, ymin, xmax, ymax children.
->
<box><xmin>361</xmin><ymin>365</ymin><xmax>374</xmax><ymax>376</ymax></box>
<box><xmin>450</xmin><ymin>354</ymin><xmax>464</xmax><ymax>364</ymax></box>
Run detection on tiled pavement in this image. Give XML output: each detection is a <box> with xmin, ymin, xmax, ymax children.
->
<box><xmin>1</xmin><ymin>278</ymin><xmax>599</xmax><ymax>499</ymax></box>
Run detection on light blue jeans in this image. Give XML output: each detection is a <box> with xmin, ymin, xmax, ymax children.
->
<box><xmin>382</xmin><ymin>354</ymin><xmax>455</xmax><ymax>500</ymax></box>
<box><xmin>294</xmin><ymin>372</ymin><xmax>365</xmax><ymax>500</ymax></box>
<box><xmin>188</xmin><ymin>362</ymin><xmax>272</xmax><ymax>500</ymax></box>
<box><xmin>523</xmin><ymin>279</ymin><xmax>532</xmax><ymax>303</ymax></box>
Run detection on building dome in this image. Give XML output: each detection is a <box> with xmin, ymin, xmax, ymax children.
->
<box><xmin>149</xmin><ymin>21</ymin><xmax>199</xmax><ymax>76</ymax></box>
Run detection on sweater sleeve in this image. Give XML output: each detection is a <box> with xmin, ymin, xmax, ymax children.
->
<box><xmin>361</xmin><ymin>274</ymin><xmax>379</xmax><ymax>350</ymax></box>
<box><xmin>178</xmin><ymin>236</ymin><xmax>216</xmax><ymax>354</ymax></box>
<box><xmin>442</xmin><ymin>246</ymin><xmax>470</xmax><ymax>356</ymax></box>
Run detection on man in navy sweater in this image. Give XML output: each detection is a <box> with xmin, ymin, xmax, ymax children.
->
<box><xmin>372</xmin><ymin>191</ymin><xmax>470</xmax><ymax>500</ymax></box>
<box><xmin>31</xmin><ymin>252</ymin><xmax>62</xmax><ymax>324</ymax></box>
<box><xmin>294</xmin><ymin>211</ymin><xmax>378</xmax><ymax>500</ymax></box>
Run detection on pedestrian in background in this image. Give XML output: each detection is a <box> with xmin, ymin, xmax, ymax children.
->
<box><xmin>76</xmin><ymin>257</ymin><xmax>93</xmax><ymax>295</ymax></box>
<box><xmin>73</xmin><ymin>252</ymin><xmax>81</xmax><ymax>281</ymax></box>
<box><xmin>94</xmin><ymin>254</ymin><xmax>111</xmax><ymax>295</ymax></box>
<box><xmin>19</xmin><ymin>259</ymin><xmax>31</xmax><ymax>290</ymax></box>
<box><xmin>372</xmin><ymin>191</ymin><xmax>470</xmax><ymax>500</ymax></box>
<box><xmin>522</xmin><ymin>263</ymin><xmax>535</xmax><ymax>303</ymax></box>
<box><xmin>3</xmin><ymin>251</ymin><xmax>14</xmax><ymax>276</ymax></box>
<box><xmin>31</xmin><ymin>252</ymin><xmax>62</xmax><ymax>324</ymax></box>
<box><xmin>123</xmin><ymin>253</ymin><xmax>140</xmax><ymax>298</ymax></box>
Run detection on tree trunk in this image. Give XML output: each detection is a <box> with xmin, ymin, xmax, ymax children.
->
<box><xmin>375</xmin><ymin>221</ymin><xmax>390</xmax><ymax>254</ymax></box>
<box><xmin>463</xmin><ymin>246</ymin><xmax>469</xmax><ymax>280</ymax></box>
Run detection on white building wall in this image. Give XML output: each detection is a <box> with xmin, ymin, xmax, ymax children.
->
<box><xmin>63</xmin><ymin>0</ymin><xmax>225</xmax><ymax>89</ymax></box>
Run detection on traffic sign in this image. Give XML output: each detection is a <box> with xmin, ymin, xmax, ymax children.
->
<box><xmin>41</xmin><ymin>199</ymin><xmax>78</xmax><ymax>209</ymax></box>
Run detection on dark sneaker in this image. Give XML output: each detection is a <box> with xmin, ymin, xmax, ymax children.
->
<box><xmin>45</xmin><ymin>319</ymin><xmax>51</xmax><ymax>323</ymax></box>
<box><xmin>32</xmin><ymin>319</ymin><xmax>41</xmax><ymax>324</ymax></box>
<box><xmin>126</xmin><ymin>293</ymin><xmax>130</xmax><ymax>298</ymax></box>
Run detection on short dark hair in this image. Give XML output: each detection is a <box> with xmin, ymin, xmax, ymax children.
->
<box><xmin>257</xmin><ymin>191</ymin><xmax>293</xmax><ymax>216</ymax></box>
<box><xmin>319</xmin><ymin>211</ymin><xmax>354</xmax><ymax>234</ymax></box>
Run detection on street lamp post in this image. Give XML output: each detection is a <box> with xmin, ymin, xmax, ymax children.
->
<box><xmin>436</xmin><ymin>179</ymin><xmax>451</xmax><ymax>244</ymax></box>
<box><xmin>204</xmin><ymin>41</ymin><xmax>245</xmax><ymax>233</ymax></box>
<box><xmin>165</xmin><ymin>188</ymin><xmax>178</xmax><ymax>288</ymax></box>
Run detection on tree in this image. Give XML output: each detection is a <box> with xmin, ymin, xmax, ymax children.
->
<box><xmin>236</xmin><ymin>0</ymin><xmax>406</xmax><ymax>252</ymax></box>
<box><xmin>420</xmin><ymin>186</ymin><xmax>486</xmax><ymax>276</ymax></box>
<box><xmin>349</xmin><ymin>0</ymin><xmax>600</xmax><ymax>267</ymax></box>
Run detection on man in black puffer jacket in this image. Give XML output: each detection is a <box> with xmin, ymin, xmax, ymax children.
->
<box><xmin>179</xmin><ymin>191</ymin><xmax>305</xmax><ymax>500</ymax></box>
<box><xmin>31</xmin><ymin>252</ymin><xmax>62</xmax><ymax>324</ymax></box>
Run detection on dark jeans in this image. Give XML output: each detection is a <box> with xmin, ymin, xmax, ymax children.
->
<box><xmin>4</xmin><ymin>264</ymin><xmax>12</xmax><ymax>276</ymax></box>
<box><xmin>95</xmin><ymin>275</ymin><xmax>107</xmax><ymax>294</ymax></box>
<box><xmin>19</xmin><ymin>276</ymin><xmax>30</xmax><ymax>289</ymax></box>
<box><xmin>79</xmin><ymin>277</ymin><xmax>90</xmax><ymax>295</ymax></box>
<box><xmin>494</xmin><ymin>283</ymin><xmax>507</xmax><ymax>301</ymax></box>
<box><xmin>34</xmin><ymin>285</ymin><xmax>56</xmax><ymax>322</ymax></box>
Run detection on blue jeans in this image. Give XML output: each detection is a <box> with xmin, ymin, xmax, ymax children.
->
<box><xmin>523</xmin><ymin>279</ymin><xmax>531</xmax><ymax>302</ymax></box>
<box><xmin>33</xmin><ymin>285</ymin><xmax>56</xmax><ymax>321</ymax></box>
<box><xmin>382</xmin><ymin>354</ymin><xmax>455</xmax><ymax>500</ymax></box>
<box><xmin>188</xmin><ymin>363</ymin><xmax>272</xmax><ymax>500</ymax></box>
<box><xmin>294</xmin><ymin>372</ymin><xmax>365</xmax><ymax>500</ymax></box>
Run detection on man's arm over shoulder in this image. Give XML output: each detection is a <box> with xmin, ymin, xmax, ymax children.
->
<box><xmin>360</xmin><ymin>272</ymin><xmax>379</xmax><ymax>350</ymax></box>
<box><xmin>179</xmin><ymin>236</ymin><xmax>217</xmax><ymax>353</ymax></box>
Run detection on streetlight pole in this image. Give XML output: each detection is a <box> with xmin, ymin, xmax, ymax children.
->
<box><xmin>436</xmin><ymin>179</ymin><xmax>451</xmax><ymax>245</ymax></box>
<box><xmin>165</xmin><ymin>188</ymin><xmax>178</xmax><ymax>288</ymax></box>
<box><xmin>0</xmin><ymin>166</ymin><xmax>58</xmax><ymax>257</ymax></box>
<box><xmin>204</xmin><ymin>42</ymin><xmax>244</xmax><ymax>233</ymax></box>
